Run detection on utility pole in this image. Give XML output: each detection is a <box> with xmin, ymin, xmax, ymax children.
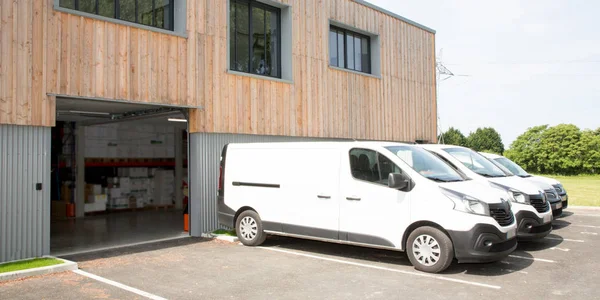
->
<box><xmin>435</xmin><ymin>50</ymin><xmax>469</xmax><ymax>144</ymax></box>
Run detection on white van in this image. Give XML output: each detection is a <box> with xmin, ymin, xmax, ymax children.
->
<box><xmin>479</xmin><ymin>152</ymin><xmax>568</xmax><ymax>210</ymax></box>
<box><xmin>218</xmin><ymin>142</ymin><xmax>517</xmax><ymax>273</ymax></box>
<box><xmin>418</xmin><ymin>145</ymin><xmax>554</xmax><ymax>241</ymax></box>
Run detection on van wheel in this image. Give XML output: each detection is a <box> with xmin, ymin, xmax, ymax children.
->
<box><xmin>406</xmin><ymin>226</ymin><xmax>454</xmax><ymax>273</ymax></box>
<box><xmin>236</xmin><ymin>210</ymin><xmax>267</xmax><ymax>246</ymax></box>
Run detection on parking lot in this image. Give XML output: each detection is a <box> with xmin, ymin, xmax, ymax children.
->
<box><xmin>2</xmin><ymin>207</ymin><xmax>600</xmax><ymax>300</ymax></box>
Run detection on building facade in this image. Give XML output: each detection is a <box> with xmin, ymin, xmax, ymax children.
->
<box><xmin>0</xmin><ymin>0</ymin><xmax>436</xmax><ymax>262</ymax></box>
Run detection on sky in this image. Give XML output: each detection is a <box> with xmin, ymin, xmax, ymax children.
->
<box><xmin>368</xmin><ymin>0</ymin><xmax>600</xmax><ymax>147</ymax></box>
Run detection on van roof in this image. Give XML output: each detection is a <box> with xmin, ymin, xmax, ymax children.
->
<box><xmin>226</xmin><ymin>141</ymin><xmax>416</xmax><ymax>149</ymax></box>
<box><xmin>416</xmin><ymin>143</ymin><xmax>464</xmax><ymax>151</ymax></box>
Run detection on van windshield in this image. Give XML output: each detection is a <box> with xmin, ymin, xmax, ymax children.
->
<box><xmin>494</xmin><ymin>157</ymin><xmax>531</xmax><ymax>177</ymax></box>
<box><xmin>444</xmin><ymin>148</ymin><xmax>507</xmax><ymax>178</ymax></box>
<box><xmin>385</xmin><ymin>146</ymin><xmax>464</xmax><ymax>182</ymax></box>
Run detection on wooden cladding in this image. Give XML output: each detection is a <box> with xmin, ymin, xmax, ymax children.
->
<box><xmin>0</xmin><ymin>0</ymin><xmax>436</xmax><ymax>142</ymax></box>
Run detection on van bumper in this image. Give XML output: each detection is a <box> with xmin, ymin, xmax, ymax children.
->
<box><xmin>448</xmin><ymin>224</ymin><xmax>517</xmax><ymax>263</ymax></box>
<box><xmin>561</xmin><ymin>194</ymin><xmax>568</xmax><ymax>209</ymax></box>
<box><xmin>515</xmin><ymin>210</ymin><xmax>552</xmax><ymax>241</ymax></box>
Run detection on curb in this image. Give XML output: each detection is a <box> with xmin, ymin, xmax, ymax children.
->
<box><xmin>568</xmin><ymin>206</ymin><xmax>600</xmax><ymax>211</ymax></box>
<box><xmin>0</xmin><ymin>256</ymin><xmax>78</xmax><ymax>282</ymax></box>
<box><xmin>201</xmin><ymin>233</ymin><xmax>239</xmax><ymax>243</ymax></box>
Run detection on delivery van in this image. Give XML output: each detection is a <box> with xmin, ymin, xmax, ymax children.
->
<box><xmin>418</xmin><ymin>145</ymin><xmax>554</xmax><ymax>241</ymax></box>
<box><xmin>218</xmin><ymin>142</ymin><xmax>517</xmax><ymax>273</ymax></box>
<box><xmin>479</xmin><ymin>152</ymin><xmax>568</xmax><ymax>211</ymax></box>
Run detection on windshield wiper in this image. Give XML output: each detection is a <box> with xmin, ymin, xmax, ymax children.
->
<box><xmin>427</xmin><ymin>177</ymin><xmax>462</xmax><ymax>182</ymax></box>
<box><xmin>477</xmin><ymin>172</ymin><xmax>505</xmax><ymax>178</ymax></box>
<box><xmin>519</xmin><ymin>174</ymin><xmax>533</xmax><ymax>178</ymax></box>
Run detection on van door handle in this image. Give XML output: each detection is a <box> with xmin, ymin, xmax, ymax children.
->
<box><xmin>317</xmin><ymin>195</ymin><xmax>331</xmax><ymax>199</ymax></box>
<box><xmin>346</xmin><ymin>197</ymin><xmax>361</xmax><ymax>201</ymax></box>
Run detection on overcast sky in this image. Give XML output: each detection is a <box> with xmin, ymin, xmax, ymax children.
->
<box><xmin>368</xmin><ymin>0</ymin><xmax>599</xmax><ymax>147</ymax></box>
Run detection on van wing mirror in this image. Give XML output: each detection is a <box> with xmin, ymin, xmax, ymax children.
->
<box><xmin>388</xmin><ymin>173</ymin><xmax>409</xmax><ymax>190</ymax></box>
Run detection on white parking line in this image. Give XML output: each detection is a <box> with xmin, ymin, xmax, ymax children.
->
<box><xmin>573</xmin><ymin>214</ymin><xmax>600</xmax><ymax>218</ymax></box>
<box><xmin>508</xmin><ymin>255</ymin><xmax>556</xmax><ymax>263</ymax></box>
<box><xmin>73</xmin><ymin>270</ymin><xmax>167</xmax><ymax>300</ymax></box>
<box><xmin>572</xmin><ymin>224</ymin><xmax>600</xmax><ymax>229</ymax></box>
<box><xmin>545</xmin><ymin>237</ymin><xmax>585</xmax><ymax>243</ymax></box>
<box><xmin>550</xmin><ymin>247</ymin><xmax>570</xmax><ymax>252</ymax></box>
<box><xmin>258</xmin><ymin>247</ymin><xmax>501</xmax><ymax>290</ymax></box>
<box><xmin>581</xmin><ymin>232</ymin><xmax>598</xmax><ymax>236</ymax></box>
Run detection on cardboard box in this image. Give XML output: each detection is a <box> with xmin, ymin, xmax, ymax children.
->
<box><xmin>109</xmin><ymin>188</ymin><xmax>122</xmax><ymax>199</ymax></box>
<box><xmin>51</xmin><ymin>201</ymin><xmax>67</xmax><ymax>218</ymax></box>
<box><xmin>87</xmin><ymin>194</ymin><xmax>107</xmax><ymax>204</ymax></box>
<box><xmin>60</xmin><ymin>183</ymin><xmax>72</xmax><ymax>203</ymax></box>
<box><xmin>119</xmin><ymin>177</ymin><xmax>131</xmax><ymax>194</ymax></box>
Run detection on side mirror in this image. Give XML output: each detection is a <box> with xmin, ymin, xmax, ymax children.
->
<box><xmin>388</xmin><ymin>173</ymin><xmax>409</xmax><ymax>190</ymax></box>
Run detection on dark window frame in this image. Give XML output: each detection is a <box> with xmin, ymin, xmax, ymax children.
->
<box><xmin>59</xmin><ymin>0</ymin><xmax>175</xmax><ymax>31</ymax></box>
<box><xmin>230</xmin><ymin>0</ymin><xmax>282</xmax><ymax>79</ymax></box>
<box><xmin>329</xmin><ymin>25</ymin><xmax>371</xmax><ymax>74</ymax></box>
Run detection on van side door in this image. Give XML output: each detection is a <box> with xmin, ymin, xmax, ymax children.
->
<box><xmin>339</xmin><ymin>148</ymin><xmax>411</xmax><ymax>249</ymax></box>
<box><xmin>278</xmin><ymin>147</ymin><xmax>341</xmax><ymax>239</ymax></box>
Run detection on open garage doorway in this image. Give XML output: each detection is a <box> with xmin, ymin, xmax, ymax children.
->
<box><xmin>50</xmin><ymin>97</ymin><xmax>191</xmax><ymax>256</ymax></box>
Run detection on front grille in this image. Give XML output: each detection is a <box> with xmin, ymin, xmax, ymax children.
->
<box><xmin>489</xmin><ymin>202</ymin><xmax>514</xmax><ymax>227</ymax></box>
<box><xmin>529</xmin><ymin>194</ymin><xmax>550</xmax><ymax>213</ymax></box>
<box><xmin>490</xmin><ymin>237</ymin><xmax>517</xmax><ymax>253</ymax></box>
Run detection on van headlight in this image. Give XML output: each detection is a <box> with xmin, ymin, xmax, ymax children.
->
<box><xmin>440</xmin><ymin>188</ymin><xmax>490</xmax><ymax>216</ymax></box>
<box><xmin>507</xmin><ymin>190</ymin><xmax>530</xmax><ymax>204</ymax></box>
<box><xmin>489</xmin><ymin>183</ymin><xmax>530</xmax><ymax>204</ymax></box>
<box><xmin>553</xmin><ymin>184</ymin><xmax>565</xmax><ymax>194</ymax></box>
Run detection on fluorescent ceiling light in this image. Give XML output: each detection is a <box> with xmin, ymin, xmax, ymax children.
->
<box><xmin>68</xmin><ymin>110</ymin><xmax>110</xmax><ymax>116</ymax></box>
<box><xmin>168</xmin><ymin>118</ymin><xmax>188</xmax><ymax>123</ymax></box>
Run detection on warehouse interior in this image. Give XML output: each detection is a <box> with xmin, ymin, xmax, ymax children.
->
<box><xmin>50</xmin><ymin>98</ymin><xmax>190</xmax><ymax>255</ymax></box>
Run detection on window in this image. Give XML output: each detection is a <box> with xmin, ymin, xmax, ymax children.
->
<box><xmin>349</xmin><ymin>149</ymin><xmax>401</xmax><ymax>185</ymax></box>
<box><xmin>329</xmin><ymin>26</ymin><xmax>371</xmax><ymax>73</ymax></box>
<box><xmin>230</xmin><ymin>0</ymin><xmax>281</xmax><ymax>78</ymax></box>
<box><xmin>58</xmin><ymin>0</ymin><xmax>174</xmax><ymax>31</ymax></box>
<box><xmin>443</xmin><ymin>148</ymin><xmax>507</xmax><ymax>178</ymax></box>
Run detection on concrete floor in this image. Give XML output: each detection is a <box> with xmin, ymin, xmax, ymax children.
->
<box><xmin>51</xmin><ymin>210</ymin><xmax>189</xmax><ymax>256</ymax></box>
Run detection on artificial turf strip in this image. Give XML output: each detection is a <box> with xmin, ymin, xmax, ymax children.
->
<box><xmin>212</xmin><ymin>229</ymin><xmax>237</xmax><ymax>236</ymax></box>
<box><xmin>0</xmin><ymin>258</ymin><xmax>64</xmax><ymax>274</ymax></box>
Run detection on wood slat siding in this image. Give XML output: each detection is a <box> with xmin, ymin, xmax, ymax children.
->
<box><xmin>0</xmin><ymin>0</ymin><xmax>436</xmax><ymax>142</ymax></box>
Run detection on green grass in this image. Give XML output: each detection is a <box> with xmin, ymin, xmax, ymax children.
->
<box><xmin>0</xmin><ymin>258</ymin><xmax>63</xmax><ymax>274</ymax></box>
<box><xmin>212</xmin><ymin>229</ymin><xmax>237</xmax><ymax>236</ymax></box>
<box><xmin>538</xmin><ymin>174</ymin><xmax>600</xmax><ymax>207</ymax></box>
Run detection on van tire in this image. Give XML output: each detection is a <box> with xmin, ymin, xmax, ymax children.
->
<box><xmin>236</xmin><ymin>210</ymin><xmax>267</xmax><ymax>246</ymax></box>
<box><xmin>406</xmin><ymin>226</ymin><xmax>454</xmax><ymax>273</ymax></box>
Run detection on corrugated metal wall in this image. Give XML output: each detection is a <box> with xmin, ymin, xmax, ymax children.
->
<box><xmin>0</xmin><ymin>125</ymin><xmax>51</xmax><ymax>262</ymax></box>
<box><xmin>189</xmin><ymin>133</ymin><xmax>342</xmax><ymax>236</ymax></box>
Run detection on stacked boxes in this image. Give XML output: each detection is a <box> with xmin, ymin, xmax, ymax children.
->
<box><xmin>153</xmin><ymin>170</ymin><xmax>175</xmax><ymax>206</ymax></box>
<box><xmin>108</xmin><ymin>188</ymin><xmax>128</xmax><ymax>210</ymax></box>
<box><xmin>84</xmin><ymin>184</ymin><xmax>107</xmax><ymax>213</ymax></box>
<box><xmin>104</xmin><ymin>168</ymin><xmax>175</xmax><ymax>209</ymax></box>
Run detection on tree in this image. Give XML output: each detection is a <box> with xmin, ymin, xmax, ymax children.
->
<box><xmin>504</xmin><ymin>125</ymin><xmax>547</xmax><ymax>173</ymax></box>
<box><xmin>578</xmin><ymin>129</ymin><xmax>600</xmax><ymax>174</ymax></box>
<box><xmin>505</xmin><ymin>124</ymin><xmax>600</xmax><ymax>175</ymax></box>
<box><xmin>536</xmin><ymin>124</ymin><xmax>583</xmax><ymax>175</ymax></box>
<box><xmin>438</xmin><ymin>127</ymin><xmax>467</xmax><ymax>146</ymax></box>
<box><xmin>466</xmin><ymin>127</ymin><xmax>505</xmax><ymax>154</ymax></box>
